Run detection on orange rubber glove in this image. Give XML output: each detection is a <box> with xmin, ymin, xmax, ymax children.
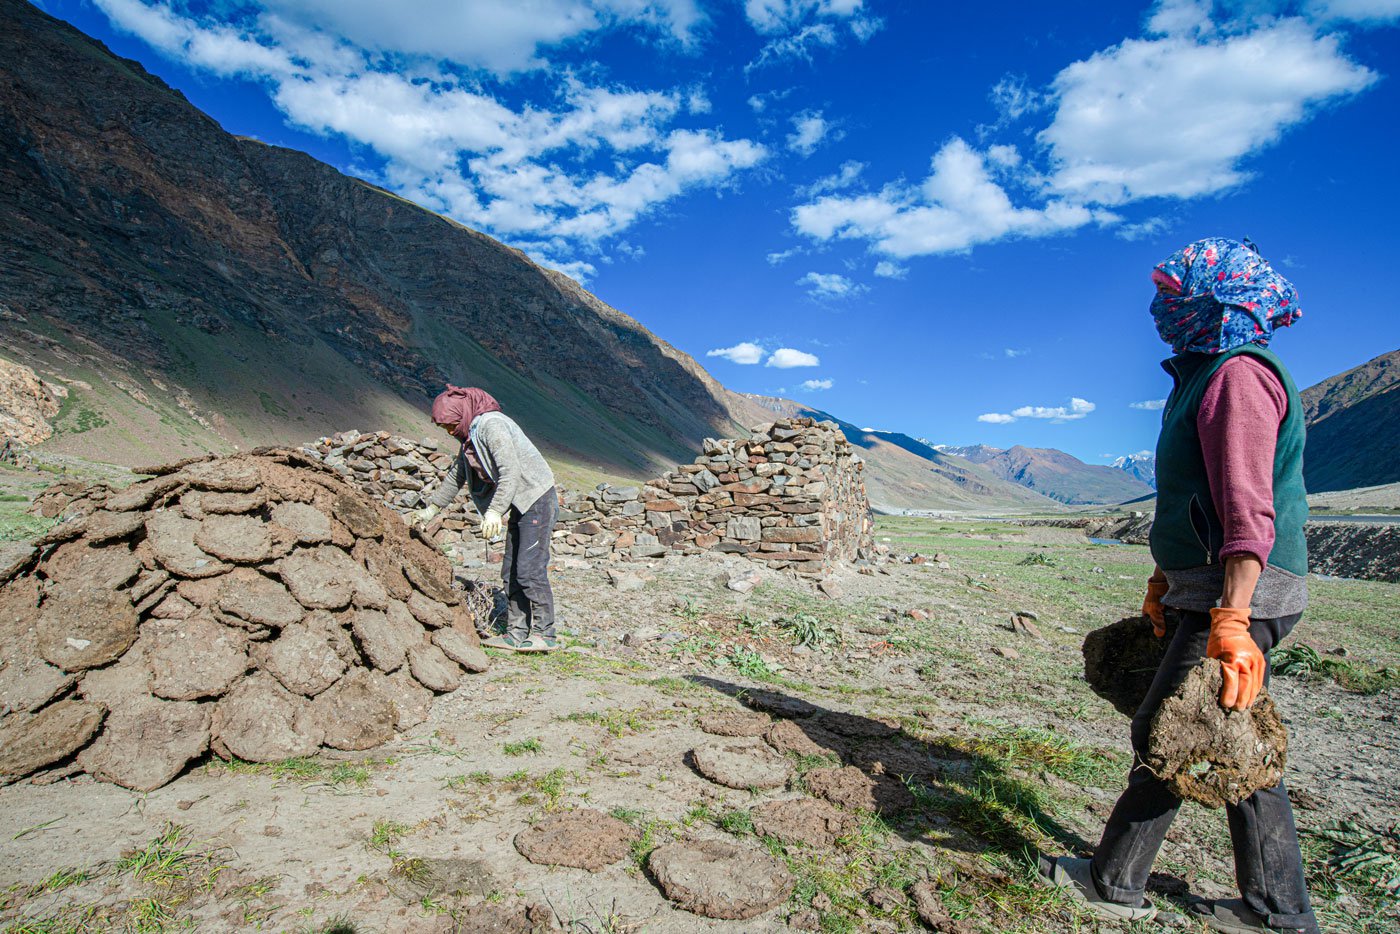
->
<box><xmin>1142</xmin><ymin>578</ymin><xmax>1169</xmax><ymax>638</ymax></box>
<box><xmin>1208</xmin><ymin>607</ymin><xmax>1266</xmax><ymax>711</ymax></box>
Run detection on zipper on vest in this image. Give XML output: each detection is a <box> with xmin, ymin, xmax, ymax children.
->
<box><xmin>1188</xmin><ymin>494</ymin><xmax>1213</xmax><ymax>566</ymax></box>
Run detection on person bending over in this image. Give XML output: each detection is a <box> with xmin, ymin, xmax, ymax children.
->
<box><xmin>414</xmin><ymin>386</ymin><xmax>559</xmax><ymax>653</ymax></box>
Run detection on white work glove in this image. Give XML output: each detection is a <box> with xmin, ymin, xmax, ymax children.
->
<box><xmin>480</xmin><ymin>511</ymin><xmax>503</xmax><ymax>539</ymax></box>
<box><xmin>410</xmin><ymin>504</ymin><xmax>439</xmax><ymax>528</ymax></box>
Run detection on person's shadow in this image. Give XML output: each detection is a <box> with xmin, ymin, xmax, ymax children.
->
<box><xmin>686</xmin><ymin>675</ymin><xmax>1192</xmax><ymax>899</ymax></box>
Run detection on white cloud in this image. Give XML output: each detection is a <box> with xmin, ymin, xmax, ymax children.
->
<box><xmin>980</xmin><ymin>397</ymin><xmax>1096</xmax><ymax>424</ymax></box>
<box><xmin>873</xmin><ymin>261</ymin><xmax>906</xmax><ymax>279</ymax></box>
<box><xmin>767</xmin><ymin>247</ymin><xmax>801</xmax><ymax>264</ymax></box>
<box><xmin>745</xmin><ymin>87</ymin><xmax>793</xmax><ymax>113</ymax></box>
<box><xmin>1116</xmin><ymin>216</ymin><xmax>1171</xmax><ymax>241</ymax></box>
<box><xmin>787</xmin><ymin>110</ymin><xmax>837</xmax><ymax>156</ymax></box>
<box><xmin>800</xmin><ymin>378</ymin><xmax>834</xmax><ymax>390</ymax></box>
<box><xmin>767</xmin><ymin>348</ymin><xmax>821</xmax><ymax>368</ymax></box>
<box><xmin>1305</xmin><ymin>0</ymin><xmax>1400</xmax><ymax>23</ymax></box>
<box><xmin>1004</xmin><ymin>348</ymin><xmax>1027</xmax><ymax>358</ymax></box>
<box><xmin>92</xmin><ymin>0</ymin><xmax>766</xmax><ymax>262</ymax></box>
<box><xmin>787</xmin><ymin>3</ymin><xmax>1384</xmax><ymax>262</ymax></box>
<box><xmin>1131</xmin><ymin>399</ymin><xmax>1167</xmax><ymax>410</ymax></box>
<box><xmin>797</xmin><ymin>160</ymin><xmax>865</xmax><ymax>198</ymax></box>
<box><xmin>798</xmin><ymin>271</ymin><xmax>866</xmax><ymax>299</ymax></box>
<box><xmin>257</xmin><ymin>0</ymin><xmax>706</xmax><ymax>74</ymax></box>
<box><xmin>707</xmin><ymin>341</ymin><xmax>765</xmax><ymax>364</ymax></box>
<box><xmin>1146</xmin><ymin>0</ymin><xmax>1215</xmax><ymax>37</ymax></box>
<box><xmin>686</xmin><ymin>87</ymin><xmax>713</xmax><ymax>113</ymax></box>
<box><xmin>744</xmin><ymin>0</ymin><xmax>881</xmax><ymax>70</ymax></box>
<box><xmin>977</xmin><ymin>73</ymin><xmax>1044</xmax><ymax>137</ymax></box>
<box><xmin>747</xmin><ymin>22</ymin><xmax>840</xmax><ymax>69</ymax></box>
<box><xmin>744</xmin><ymin>0</ymin><xmax>869</xmax><ymax>34</ymax></box>
<box><xmin>792</xmin><ymin>137</ymin><xmax>1099</xmax><ymax>257</ymax></box>
<box><xmin>1039</xmin><ymin>17</ymin><xmax>1377</xmax><ymax>205</ymax></box>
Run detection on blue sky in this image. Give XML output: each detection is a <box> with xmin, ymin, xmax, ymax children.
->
<box><xmin>35</xmin><ymin>0</ymin><xmax>1400</xmax><ymax>462</ymax></box>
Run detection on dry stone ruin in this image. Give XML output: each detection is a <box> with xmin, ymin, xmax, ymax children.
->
<box><xmin>0</xmin><ymin>450</ymin><xmax>488</xmax><ymax>791</ymax></box>
<box><xmin>304</xmin><ymin>416</ymin><xmax>874</xmax><ymax>576</ymax></box>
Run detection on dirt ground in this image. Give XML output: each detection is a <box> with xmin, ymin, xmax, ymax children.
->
<box><xmin>2</xmin><ymin>513</ymin><xmax>1397</xmax><ymax>934</ymax></box>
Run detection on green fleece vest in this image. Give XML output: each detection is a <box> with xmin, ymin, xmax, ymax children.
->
<box><xmin>1149</xmin><ymin>345</ymin><xmax>1308</xmax><ymax>575</ymax></box>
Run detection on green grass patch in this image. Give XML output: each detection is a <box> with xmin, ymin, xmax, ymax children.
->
<box><xmin>1272</xmin><ymin>643</ymin><xmax>1400</xmax><ymax>695</ymax></box>
<box><xmin>1305</xmin><ymin>820</ymin><xmax>1400</xmax><ymax>901</ymax></box>
<box><xmin>608</xmin><ymin>808</ymin><xmax>676</xmax><ymax>869</ymax></box>
<box><xmin>561</xmin><ymin>708</ymin><xmax>649</xmax><ymax>737</ymax></box>
<box><xmin>949</xmin><ymin>720</ymin><xmax>1122</xmax><ymax>787</ymax></box>
<box><xmin>716</xmin><ymin>808</ymin><xmax>755</xmax><ymax>836</ymax></box>
<box><xmin>367</xmin><ymin>820</ymin><xmax>410</xmax><ymax>852</ymax></box>
<box><xmin>256</xmin><ymin>391</ymin><xmax>288</xmax><ymax>417</ymax></box>
<box><xmin>55</xmin><ymin>402</ymin><xmax>109</xmax><ymax>436</ymax></box>
<box><xmin>723</xmin><ymin>645</ymin><xmax>776</xmax><ymax>680</ymax></box>
<box><xmin>0</xmin><ymin>500</ymin><xmax>56</xmax><ymax>543</ymax></box>
<box><xmin>529</xmin><ymin>767</ymin><xmax>570</xmax><ymax>811</ymax></box>
<box><xmin>445</xmin><ymin>771</ymin><xmax>493</xmax><ymax>789</ymax></box>
<box><xmin>502</xmin><ymin>737</ymin><xmax>543</xmax><ymax>757</ymax></box>
<box><xmin>777</xmin><ymin>613</ymin><xmax>840</xmax><ymax>649</ymax></box>
<box><xmin>203</xmin><ymin>755</ymin><xmax>380</xmax><ymax>786</ymax></box>
<box><xmin>114</xmin><ymin>823</ymin><xmax>221</xmax><ymax>891</ymax></box>
<box><xmin>23</xmin><ymin>866</ymin><xmax>96</xmax><ymax>897</ymax></box>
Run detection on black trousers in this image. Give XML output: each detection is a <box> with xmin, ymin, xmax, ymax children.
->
<box><xmin>500</xmin><ymin>487</ymin><xmax>557</xmax><ymax>640</ymax></box>
<box><xmin>1091</xmin><ymin>608</ymin><xmax>1319</xmax><ymax>933</ymax></box>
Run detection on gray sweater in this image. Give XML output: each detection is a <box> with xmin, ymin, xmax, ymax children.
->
<box><xmin>428</xmin><ymin>412</ymin><xmax>555</xmax><ymax>518</ymax></box>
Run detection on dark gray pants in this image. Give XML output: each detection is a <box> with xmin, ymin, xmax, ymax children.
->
<box><xmin>501</xmin><ymin>487</ymin><xmax>556</xmax><ymax>640</ymax></box>
<box><xmin>1091</xmin><ymin>608</ymin><xmax>1319</xmax><ymax>933</ymax></box>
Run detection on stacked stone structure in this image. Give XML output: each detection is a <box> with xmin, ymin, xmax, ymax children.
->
<box><xmin>555</xmin><ymin>418</ymin><xmax>873</xmax><ymax>573</ymax></box>
<box><xmin>304</xmin><ymin>418</ymin><xmax>873</xmax><ymax>574</ymax></box>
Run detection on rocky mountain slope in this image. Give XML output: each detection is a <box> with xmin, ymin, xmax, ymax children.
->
<box><xmin>0</xmin><ymin>356</ymin><xmax>66</xmax><ymax>446</ymax></box>
<box><xmin>1302</xmin><ymin>348</ymin><xmax>1400</xmax><ymax>493</ymax></box>
<box><xmin>0</xmin><ymin>0</ymin><xmax>764</xmax><ymax>484</ymax></box>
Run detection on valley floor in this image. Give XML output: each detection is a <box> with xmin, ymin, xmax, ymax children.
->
<box><xmin>1</xmin><ymin>510</ymin><xmax>1397</xmax><ymax>934</ymax></box>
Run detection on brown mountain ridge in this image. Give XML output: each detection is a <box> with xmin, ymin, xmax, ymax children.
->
<box><xmin>0</xmin><ymin>0</ymin><xmax>759</xmax><ymax>483</ymax></box>
<box><xmin>1301</xmin><ymin>347</ymin><xmax>1400</xmax><ymax>493</ymax></box>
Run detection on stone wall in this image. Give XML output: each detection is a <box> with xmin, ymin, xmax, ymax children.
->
<box><xmin>303</xmin><ymin>417</ymin><xmax>874</xmax><ymax>574</ymax></box>
<box><xmin>554</xmin><ymin>417</ymin><xmax>872</xmax><ymax>574</ymax></box>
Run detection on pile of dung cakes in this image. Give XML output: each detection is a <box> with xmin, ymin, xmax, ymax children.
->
<box><xmin>0</xmin><ymin>450</ymin><xmax>488</xmax><ymax>792</ymax></box>
<box><xmin>552</xmin><ymin>417</ymin><xmax>875</xmax><ymax>575</ymax></box>
<box><xmin>300</xmin><ymin>430</ymin><xmax>482</xmax><ymax>551</ymax></box>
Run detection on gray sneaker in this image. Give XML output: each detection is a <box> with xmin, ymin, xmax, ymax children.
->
<box><xmin>1037</xmin><ymin>855</ymin><xmax>1158</xmax><ymax>923</ymax></box>
<box><xmin>482</xmin><ymin>634</ymin><xmax>525</xmax><ymax>651</ymax></box>
<box><xmin>517</xmin><ymin>635</ymin><xmax>559</xmax><ymax>653</ymax></box>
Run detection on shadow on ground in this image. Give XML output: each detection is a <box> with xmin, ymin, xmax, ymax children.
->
<box><xmin>687</xmin><ymin>675</ymin><xmax>1194</xmax><ymax>901</ymax></box>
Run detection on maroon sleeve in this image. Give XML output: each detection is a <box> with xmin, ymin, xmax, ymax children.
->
<box><xmin>1198</xmin><ymin>356</ymin><xmax>1288</xmax><ymax>565</ymax></box>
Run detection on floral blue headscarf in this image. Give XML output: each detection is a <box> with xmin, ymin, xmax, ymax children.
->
<box><xmin>1149</xmin><ymin>237</ymin><xmax>1301</xmax><ymax>354</ymax></box>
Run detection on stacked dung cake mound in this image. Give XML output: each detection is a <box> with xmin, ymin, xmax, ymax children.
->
<box><xmin>0</xmin><ymin>449</ymin><xmax>488</xmax><ymax>792</ymax></box>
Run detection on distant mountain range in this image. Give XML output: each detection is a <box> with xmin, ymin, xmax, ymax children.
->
<box><xmin>930</xmin><ymin>443</ymin><xmax>1154</xmax><ymax>505</ymax></box>
<box><xmin>1110</xmin><ymin>451</ymin><xmax>1157</xmax><ymax>489</ymax></box>
<box><xmin>1301</xmin><ymin>347</ymin><xmax>1400</xmax><ymax>493</ymax></box>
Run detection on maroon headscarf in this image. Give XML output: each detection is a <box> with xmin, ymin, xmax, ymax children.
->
<box><xmin>431</xmin><ymin>385</ymin><xmax>502</xmax><ymax>481</ymax></box>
